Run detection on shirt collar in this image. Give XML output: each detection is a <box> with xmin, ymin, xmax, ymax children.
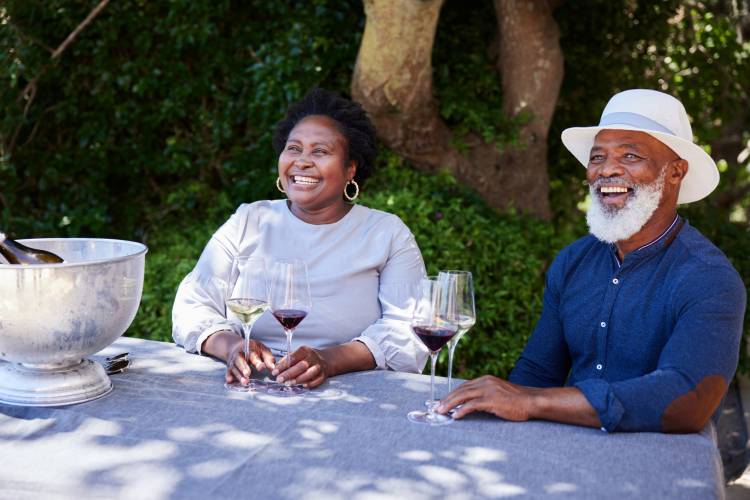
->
<box><xmin>611</xmin><ymin>215</ymin><xmax>682</xmax><ymax>267</ymax></box>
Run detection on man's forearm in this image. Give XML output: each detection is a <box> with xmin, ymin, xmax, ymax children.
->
<box><xmin>529</xmin><ymin>386</ymin><xmax>601</xmax><ymax>428</ymax></box>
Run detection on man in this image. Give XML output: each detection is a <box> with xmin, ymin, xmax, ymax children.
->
<box><xmin>437</xmin><ymin>89</ymin><xmax>747</xmax><ymax>433</ymax></box>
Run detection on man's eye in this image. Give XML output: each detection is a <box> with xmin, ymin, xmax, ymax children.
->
<box><xmin>623</xmin><ymin>153</ymin><xmax>641</xmax><ymax>160</ymax></box>
<box><xmin>589</xmin><ymin>155</ymin><xmax>605</xmax><ymax>162</ymax></box>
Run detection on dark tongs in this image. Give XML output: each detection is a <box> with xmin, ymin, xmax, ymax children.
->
<box><xmin>104</xmin><ymin>352</ymin><xmax>130</xmax><ymax>374</ymax></box>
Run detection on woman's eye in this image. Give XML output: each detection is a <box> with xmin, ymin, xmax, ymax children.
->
<box><xmin>313</xmin><ymin>149</ymin><xmax>328</xmax><ymax>155</ymax></box>
<box><xmin>285</xmin><ymin>145</ymin><xmax>301</xmax><ymax>152</ymax></box>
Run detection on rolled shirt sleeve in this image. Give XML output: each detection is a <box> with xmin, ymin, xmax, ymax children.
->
<box><xmin>354</xmin><ymin>222</ymin><xmax>428</xmax><ymax>373</ymax></box>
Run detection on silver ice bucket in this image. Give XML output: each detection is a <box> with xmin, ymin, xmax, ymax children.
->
<box><xmin>0</xmin><ymin>238</ymin><xmax>147</xmax><ymax>406</ymax></box>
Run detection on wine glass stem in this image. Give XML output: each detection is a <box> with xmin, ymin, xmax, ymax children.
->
<box><xmin>242</xmin><ymin>323</ymin><xmax>251</xmax><ymax>363</ymax></box>
<box><xmin>428</xmin><ymin>351</ymin><xmax>438</xmax><ymax>418</ymax></box>
<box><xmin>447</xmin><ymin>341</ymin><xmax>456</xmax><ymax>393</ymax></box>
<box><xmin>284</xmin><ymin>328</ymin><xmax>294</xmax><ymax>385</ymax></box>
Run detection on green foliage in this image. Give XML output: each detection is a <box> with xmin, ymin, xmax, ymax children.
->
<box><xmin>0</xmin><ymin>0</ymin><xmax>363</xmax><ymax>240</ymax></box>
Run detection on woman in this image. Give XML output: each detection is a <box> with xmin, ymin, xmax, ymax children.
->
<box><xmin>172</xmin><ymin>88</ymin><xmax>427</xmax><ymax>388</ymax></box>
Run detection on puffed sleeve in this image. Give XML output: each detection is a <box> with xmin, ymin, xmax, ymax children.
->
<box><xmin>171</xmin><ymin>205</ymin><xmax>250</xmax><ymax>354</ymax></box>
<box><xmin>353</xmin><ymin>219</ymin><xmax>428</xmax><ymax>373</ymax></box>
<box><xmin>574</xmin><ymin>265</ymin><xmax>746</xmax><ymax>432</ymax></box>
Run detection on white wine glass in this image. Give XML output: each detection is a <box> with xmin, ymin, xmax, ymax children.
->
<box><xmin>267</xmin><ymin>258</ymin><xmax>311</xmax><ymax>397</ymax></box>
<box><xmin>438</xmin><ymin>270</ymin><xmax>476</xmax><ymax>393</ymax></box>
<box><xmin>224</xmin><ymin>256</ymin><xmax>270</xmax><ymax>392</ymax></box>
<box><xmin>407</xmin><ymin>277</ymin><xmax>458</xmax><ymax>425</ymax></box>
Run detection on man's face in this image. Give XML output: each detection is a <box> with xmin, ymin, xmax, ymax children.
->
<box><xmin>585</xmin><ymin>130</ymin><xmax>680</xmax><ymax>243</ymax></box>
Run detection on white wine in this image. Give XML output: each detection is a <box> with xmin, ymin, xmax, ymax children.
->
<box><xmin>227</xmin><ymin>298</ymin><xmax>268</xmax><ymax>324</ymax></box>
<box><xmin>0</xmin><ymin>232</ymin><xmax>64</xmax><ymax>264</ymax></box>
<box><xmin>452</xmin><ymin>314</ymin><xmax>476</xmax><ymax>344</ymax></box>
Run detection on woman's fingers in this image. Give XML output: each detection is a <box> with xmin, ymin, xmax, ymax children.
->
<box><xmin>260</xmin><ymin>346</ymin><xmax>276</xmax><ymax>371</ymax></box>
<box><xmin>271</xmin><ymin>347</ymin><xmax>328</xmax><ymax>386</ymax></box>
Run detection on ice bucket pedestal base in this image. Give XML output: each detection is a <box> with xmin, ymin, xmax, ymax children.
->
<box><xmin>0</xmin><ymin>359</ymin><xmax>112</xmax><ymax>407</ymax></box>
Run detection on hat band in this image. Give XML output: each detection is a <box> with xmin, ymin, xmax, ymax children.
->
<box><xmin>599</xmin><ymin>112</ymin><xmax>676</xmax><ymax>136</ymax></box>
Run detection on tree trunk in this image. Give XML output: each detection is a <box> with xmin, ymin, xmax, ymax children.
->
<box><xmin>352</xmin><ymin>0</ymin><xmax>563</xmax><ymax>219</ymax></box>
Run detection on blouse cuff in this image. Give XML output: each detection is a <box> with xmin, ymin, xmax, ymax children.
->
<box><xmin>196</xmin><ymin>323</ymin><xmax>240</xmax><ymax>355</ymax></box>
<box><xmin>574</xmin><ymin>378</ymin><xmax>626</xmax><ymax>432</ymax></box>
<box><xmin>352</xmin><ymin>335</ymin><xmax>386</xmax><ymax>370</ymax></box>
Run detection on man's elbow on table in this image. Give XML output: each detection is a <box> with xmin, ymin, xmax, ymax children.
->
<box><xmin>660</xmin><ymin>374</ymin><xmax>728</xmax><ymax>434</ymax></box>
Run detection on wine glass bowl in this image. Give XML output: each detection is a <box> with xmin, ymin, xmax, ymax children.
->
<box><xmin>0</xmin><ymin>238</ymin><xmax>147</xmax><ymax>406</ymax></box>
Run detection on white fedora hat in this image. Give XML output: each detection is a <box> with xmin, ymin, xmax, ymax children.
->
<box><xmin>561</xmin><ymin>89</ymin><xmax>719</xmax><ymax>204</ymax></box>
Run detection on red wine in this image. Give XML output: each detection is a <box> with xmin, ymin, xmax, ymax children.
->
<box><xmin>272</xmin><ymin>309</ymin><xmax>308</xmax><ymax>330</ymax></box>
<box><xmin>413</xmin><ymin>325</ymin><xmax>457</xmax><ymax>352</ymax></box>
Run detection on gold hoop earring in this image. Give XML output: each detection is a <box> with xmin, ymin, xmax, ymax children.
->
<box><xmin>276</xmin><ymin>177</ymin><xmax>285</xmax><ymax>194</ymax></box>
<box><xmin>344</xmin><ymin>179</ymin><xmax>359</xmax><ymax>201</ymax></box>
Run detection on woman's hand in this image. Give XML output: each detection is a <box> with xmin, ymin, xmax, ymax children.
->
<box><xmin>272</xmin><ymin>346</ymin><xmax>330</xmax><ymax>389</ymax></box>
<box><xmin>203</xmin><ymin>331</ymin><xmax>276</xmax><ymax>386</ymax></box>
<box><xmin>225</xmin><ymin>339</ymin><xmax>277</xmax><ymax>386</ymax></box>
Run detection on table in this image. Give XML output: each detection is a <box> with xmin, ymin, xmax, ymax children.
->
<box><xmin>0</xmin><ymin>337</ymin><xmax>724</xmax><ymax>499</ymax></box>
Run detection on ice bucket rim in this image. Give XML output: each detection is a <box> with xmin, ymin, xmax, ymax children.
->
<box><xmin>0</xmin><ymin>237</ymin><xmax>148</xmax><ymax>269</ymax></box>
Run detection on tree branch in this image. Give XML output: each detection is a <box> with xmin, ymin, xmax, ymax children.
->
<box><xmin>9</xmin><ymin>0</ymin><xmax>110</xmax><ymax>154</ymax></box>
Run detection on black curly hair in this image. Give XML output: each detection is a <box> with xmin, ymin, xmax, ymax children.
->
<box><xmin>272</xmin><ymin>88</ymin><xmax>378</xmax><ymax>186</ymax></box>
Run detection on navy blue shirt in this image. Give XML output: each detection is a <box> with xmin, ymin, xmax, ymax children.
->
<box><xmin>509</xmin><ymin>217</ymin><xmax>746</xmax><ymax>432</ymax></box>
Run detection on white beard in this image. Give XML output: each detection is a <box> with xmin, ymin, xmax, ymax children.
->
<box><xmin>586</xmin><ymin>169</ymin><xmax>666</xmax><ymax>244</ymax></box>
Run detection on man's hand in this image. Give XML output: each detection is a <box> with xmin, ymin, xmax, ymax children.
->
<box><xmin>436</xmin><ymin>375</ymin><xmax>602</xmax><ymax>428</ymax></box>
<box><xmin>436</xmin><ymin>375</ymin><xmax>537</xmax><ymax>420</ymax></box>
<box><xmin>225</xmin><ymin>339</ymin><xmax>276</xmax><ymax>386</ymax></box>
<box><xmin>272</xmin><ymin>346</ymin><xmax>330</xmax><ymax>389</ymax></box>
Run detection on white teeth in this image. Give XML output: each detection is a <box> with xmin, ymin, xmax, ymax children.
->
<box><xmin>292</xmin><ymin>175</ymin><xmax>320</xmax><ymax>185</ymax></box>
<box><xmin>600</xmin><ymin>186</ymin><xmax>629</xmax><ymax>194</ymax></box>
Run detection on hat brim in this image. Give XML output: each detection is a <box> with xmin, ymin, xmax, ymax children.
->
<box><xmin>561</xmin><ymin>125</ymin><xmax>719</xmax><ymax>204</ymax></box>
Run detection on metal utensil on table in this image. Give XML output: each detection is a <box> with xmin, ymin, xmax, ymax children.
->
<box><xmin>105</xmin><ymin>353</ymin><xmax>130</xmax><ymax>374</ymax></box>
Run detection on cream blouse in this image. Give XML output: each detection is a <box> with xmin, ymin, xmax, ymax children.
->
<box><xmin>172</xmin><ymin>199</ymin><xmax>428</xmax><ymax>372</ymax></box>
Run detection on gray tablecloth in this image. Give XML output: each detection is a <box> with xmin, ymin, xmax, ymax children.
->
<box><xmin>0</xmin><ymin>337</ymin><xmax>724</xmax><ymax>499</ymax></box>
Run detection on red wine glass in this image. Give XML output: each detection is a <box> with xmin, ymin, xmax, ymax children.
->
<box><xmin>407</xmin><ymin>277</ymin><xmax>458</xmax><ymax>425</ymax></box>
<box><xmin>268</xmin><ymin>258</ymin><xmax>311</xmax><ymax>397</ymax></box>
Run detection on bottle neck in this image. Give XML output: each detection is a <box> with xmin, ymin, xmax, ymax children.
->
<box><xmin>0</xmin><ymin>232</ymin><xmax>6</xmax><ymax>243</ymax></box>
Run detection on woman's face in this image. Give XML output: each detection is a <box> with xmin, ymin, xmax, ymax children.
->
<box><xmin>278</xmin><ymin>115</ymin><xmax>355</xmax><ymax>217</ymax></box>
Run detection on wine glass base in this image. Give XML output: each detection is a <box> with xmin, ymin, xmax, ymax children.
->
<box><xmin>267</xmin><ymin>384</ymin><xmax>306</xmax><ymax>397</ymax></box>
<box><xmin>224</xmin><ymin>381</ymin><xmax>260</xmax><ymax>392</ymax></box>
<box><xmin>407</xmin><ymin>410</ymin><xmax>453</xmax><ymax>426</ymax></box>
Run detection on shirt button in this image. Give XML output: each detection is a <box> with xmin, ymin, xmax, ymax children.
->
<box><xmin>612</xmin><ymin>278</ymin><xmax>619</xmax><ymax>284</ymax></box>
<box><xmin>600</xmin><ymin>321</ymin><xmax>607</xmax><ymax>328</ymax></box>
<box><xmin>596</xmin><ymin>364</ymin><xmax>603</xmax><ymax>370</ymax></box>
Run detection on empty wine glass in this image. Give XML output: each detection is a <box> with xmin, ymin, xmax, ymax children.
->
<box><xmin>438</xmin><ymin>270</ymin><xmax>476</xmax><ymax>393</ymax></box>
<box><xmin>224</xmin><ymin>256</ymin><xmax>270</xmax><ymax>392</ymax></box>
<box><xmin>407</xmin><ymin>277</ymin><xmax>458</xmax><ymax>425</ymax></box>
<box><xmin>267</xmin><ymin>258</ymin><xmax>311</xmax><ymax>397</ymax></box>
